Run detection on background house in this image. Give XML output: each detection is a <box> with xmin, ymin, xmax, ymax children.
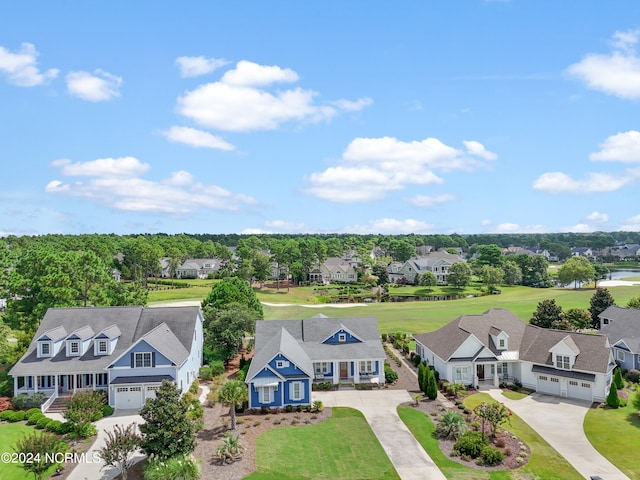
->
<box><xmin>176</xmin><ymin>258</ymin><xmax>224</xmax><ymax>279</ymax></box>
<box><xmin>598</xmin><ymin>305</ymin><xmax>640</xmax><ymax>371</ymax></box>
<box><xmin>308</xmin><ymin>257</ymin><xmax>358</xmax><ymax>284</ymax></box>
<box><xmin>396</xmin><ymin>251</ymin><xmax>464</xmax><ymax>284</ymax></box>
<box><xmin>246</xmin><ymin>314</ymin><xmax>385</xmax><ymax>409</ymax></box>
<box><xmin>9</xmin><ymin>306</ymin><xmax>203</xmax><ymax>411</ymax></box>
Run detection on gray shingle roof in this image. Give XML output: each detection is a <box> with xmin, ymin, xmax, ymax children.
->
<box><xmin>67</xmin><ymin>325</ymin><xmax>95</xmax><ymax>340</ymax></box>
<box><xmin>138</xmin><ymin>322</ymin><xmax>190</xmax><ymax>366</ymax></box>
<box><xmin>599</xmin><ymin>305</ymin><xmax>640</xmax><ymax>353</ymax></box>
<box><xmin>246</xmin><ymin>316</ymin><xmax>385</xmax><ymax>382</ymax></box>
<box><xmin>9</xmin><ymin>306</ymin><xmax>200</xmax><ymax>376</ymax></box>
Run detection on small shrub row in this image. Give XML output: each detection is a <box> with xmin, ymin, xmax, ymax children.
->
<box><xmin>11</xmin><ymin>392</ymin><xmax>47</xmax><ymax>410</ymax></box>
<box><xmin>384</xmin><ymin>362</ymin><xmax>398</xmax><ymax>384</ymax></box>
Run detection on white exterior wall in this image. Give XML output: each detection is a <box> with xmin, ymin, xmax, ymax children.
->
<box><xmin>450</xmin><ymin>336</ymin><xmax>483</xmax><ymax>358</ymax></box>
<box><xmin>519</xmin><ymin>361</ymin><xmax>538</xmax><ymax>390</ymax></box>
<box><xmin>177</xmin><ymin>312</ymin><xmax>204</xmax><ymax>392</ymax></box>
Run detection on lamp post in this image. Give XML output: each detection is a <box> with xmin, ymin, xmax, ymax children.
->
<box><xmin>480</xmin><ymin>404</ymin><xmax>486</xmax><ymax>442</ymax></box>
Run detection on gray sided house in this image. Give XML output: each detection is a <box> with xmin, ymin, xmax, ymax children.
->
<box><xmin>599</xmin><ymin>305</ymin><xmax>640</xmax><ymax>371</ymax></box>
<box><xmin>414</xmin><ymin>308</ymin><xmax>614</xmax><ymax>403</ymax></box>
<box><xmin>9</xmin><ymin>306</ymin><xmax>203</xmax><ymax>411</ymax></box>
<box><xmin>176</xmin><ymin>258</ymin><xmax>224</xmax><ymax>279</ymax></box>
<box><xmin>308</xmin><ymin>257</ymin><xmax>358</xmax><ymax>284</ymax></box>
<box><xmin>246</xmin><ymin>315</ymin><xmax>385</xmax><ymax>409</ymax></box>
<box><xmin>397</xmin><ymin>251</ymin><xmax>464</xmax><ymax>284</ymax></box>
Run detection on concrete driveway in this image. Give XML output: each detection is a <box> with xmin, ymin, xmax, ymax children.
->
<box><xmin>313</xmin><ymin>389</ymin><xmax>446</xmax><ymax>480</ymax></box>
<box><xmin>65</xmin><ymin>410</ymin><xmax>144</xmax><ymax>480</ymax></box>
<box><xmin>486</xmin><ymin>388</ymin><xmax>629</xmax><ymax>480</ymax></box>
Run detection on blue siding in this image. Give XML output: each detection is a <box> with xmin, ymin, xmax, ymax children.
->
<box><xmin>323</xmin><ymin>329</ymin><xmax>361</xmax><ymax>344</ymax></box>
<box><xmin>110</xmin><ymin>340</ymin><xmax>171</xmax><ymax>367</ymax></box>
<box><xmin>254</xmin><ymin>368</ymin><xmax>280</xmax><ymax>379</ymax></box>
<box><xmin>269</xmin><ymin>354</ymin><xmax>307</xmax><ymax>377</ymax></box>
<box><xmin>249</xmin><ymin>379</ymin><xmax>310</xmax><ymax>408</ymax></box>
<box><xmin>283</xmin><ymin>379</ymin><xmax>310</xmax><ymax>404</ymax></box>
<box><xmin>249</xmin><ymin>382</ymin><xmax>283</xmax><ymax>408</ymax></box>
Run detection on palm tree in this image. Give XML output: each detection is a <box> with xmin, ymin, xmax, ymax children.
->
<box><xmin>215</xmin><ymin>433</ymin><xmax>245</xmax><ymax>464</ymax></box>
<box><xmin>218</xmin><ymin>380</ymin><xmax>248</xmax><ymax>430</ymax></box>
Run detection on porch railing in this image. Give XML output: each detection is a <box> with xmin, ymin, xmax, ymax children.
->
<box><xmin>40</xmin><ymin>390</ymin><xmax>58</xmax><ymax>413</ymax></box>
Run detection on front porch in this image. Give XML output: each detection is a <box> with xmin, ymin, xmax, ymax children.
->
<box><xmin>473</xmin><ymin>362</ymin><xmax>517</xmax><ymax>390</ymax></box>
<box><xmin>13</xmin><ymin>373</ymin><xmax>109</xmax><ymax>411</ymax></box>
<box><xmin>312</xmin><ymin>359</ymin><xmax>382</xmax><ymax>386</ymax></box>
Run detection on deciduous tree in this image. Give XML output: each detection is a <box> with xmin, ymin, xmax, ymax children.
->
<box><xmin>557</xmin><ymin>256</ymin><xmax>595</xmax><ymax>288</ymax></box>
<box><xmin>14</xmin><ymin>431</ymin><xmax>64</xmax><ymax>480</ymax></box>
<box><xmin>98</xmin><ymin>423</ymin><xmax>141</xmax><ymax>480</ymax></box>
<box><xmin>448</xmin><ymin>262</ymin><xmax>472</xmax><ymax>289</ymax></box>
<box><xmin>530</xmin><ymin>299</ymin><xmax>563</xmax><ymax>329</ymax></box>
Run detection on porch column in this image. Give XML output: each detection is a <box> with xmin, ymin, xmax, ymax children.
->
<box><xmin>494</xmin><ymin>364</ymin><xmax>499</xmax><ymax>387</ymax></box>
<box><xmin>353</xmin><ymin>361</ymin><xmax>360</xmax><ymax>383</ymax></box>
<box><xmin>54</xmin><ymin>375</ymin><xmax>58</xmax><ymax>394</ymax></box>
<box><xmin>13</xmin><ymin>377</ymin><xmax>18</xmax><ymax>394</ymax></box>
<box><xmin>92</xmin><ymin>373</ymin><xmax>96</xmax><ymax>390</ymax></box>
<box><xmin>332</xmin><ymin>361</ymin><xmax>339</xmax><ymax>384</ymax></box>
<box><xmin>34</xmin><ymin>375</ymin><xmax>38</xmax><ymax>393</ymax></box>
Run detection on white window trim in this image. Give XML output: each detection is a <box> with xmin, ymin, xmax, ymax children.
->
<box><xmin>39</xmin><ymin>342</ymin><xmax>51</xmax><ymax>357</ymax></box>
<box><xmin>555</xmin><ymin>354</ymin><xmax>571</xmax><ymax>370</ymax></box>
<box><xmin>97</xmin><ymin>340</ymin><xmax>108</xmax><ymax>354</ymax></box>
<box><xmin>359</xmin><ymin>360</ymin><xmax>373</xmax><ymax>373</ymax></box>
<box><xmin>338</xmin><ymin>333</ymin><xmax>347</xmax><ymax>342</ymax></box>
<box><xmin>616</xmin><ymin>349</ymin><xmax>625</xmax><ymax>361</ymax></box>
<box><xmin>135</xmin><ymin>352</ymin><xmax>152</xmax><ymax>368</ymax></box>
<box><xmin>290</xmin><ymin>381</ymin><xmax>303</xmax><ymax>401</ymax></box>
<box><xmin>259</xmin><ymin>386</ymin><xmax>273</xmax><ymax>404</ymax></box>
<box><xmin>68</xmin><ymin>341</ymin><xmax>80</xmax><ymax>356</ymax></box>
<box><xmin>454</xmin><ymin>366</ymin><xmax>468</xmax><ymax>382</ymax></box>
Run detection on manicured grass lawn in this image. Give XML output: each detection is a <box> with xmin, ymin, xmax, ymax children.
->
<box><xmin>244</xmin><ymin>407</ymin><xmax>399</xmax><ymax>480</ymax></box>
<box><xmin>501</xmin><ymin>391</ymin><xmax>529</xmax><ymax>400</ymax></box>
<box><xmin>0</xmin><ymin>423</ymin><xmax>61</xmax><ymax>480</ymax></box>
<box><xmin>584</xmin><ymin>392</ymin><xmax>640</xmax><ymax>479</ymax></box>
<box><xmin>398</xmin><ymin>394</ymin><xmax>581</xmax><ymax>480</ymax></box>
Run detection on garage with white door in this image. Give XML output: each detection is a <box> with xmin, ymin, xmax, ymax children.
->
<box><xmin>114</xmin><ymin>386</ymin><xmax>143</xmax><ymax>409</ymax></box>
<box><xmin>567</xmin><ymin>379</ymin><xmax>593</xmax><ymax>401</ymax></box>
<box><xmin>536</xmin><ymin>374</ymin><xmax>561</xmax><ymax>396</ymax></box>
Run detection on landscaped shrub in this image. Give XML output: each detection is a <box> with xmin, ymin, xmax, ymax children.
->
<box><xmin>144</xmin><ymin>454</ymin><xmax>201</xmax><ymax>480</ymax></box>
<box><xmin>453</xmin><ymin>431</ymin><xmax>489</xmax><ymax>458</ymax></box>
<box><xmin>285</xmin><ymin>405</ymin><xmax>293</xmax><ymax>413</ymax></box>
<box><xmin>428</xmin><ymin>366</ymin><xmax>440</xmax><ymax>384</ymax></box>
<box><xmin>614</xmin><ymin>368</ymin><xmax>624</xmax><ymax>389</ymax></box>
<box><xmin>384</xmin><ymin>362</ymin><xmax>398</xmax><ymax>384</ymax></box>
<box><xmin>45</xmin><ymin>420</ymin><xmax>63</xmax><ymax>434</ymax></box>
<box><xmin>435</xmin><ymin>411</ymin><xmax>467</xmax><ymax>440</ymax></box>
<box><xmin>7</xmin><ymin>410</ymin><xmax>27</xmax><ymax>422</ymax></box>
<box><xmin>625</xmin><ymin>369</ymin><xmax>640</xmax><ymax>384</ymax></box>
<box><xmin>25</xmin><ymin>408</ymin><xmax>42</xmax><ymax>418</ymax></box>
<box><xmin>57</xmin><ymin>421</ymin><xmax>74</xmax><ymax>435</ymax></box>
<box><xmin>28</xmin><ymin>393</ymin><xmax>46</xmax><ymax>408</ymax></box>
<box><xmin>11</xmin><ymin>393</ymin><xmax>29</xmax><ymax>410</ymax></box>
<box><xmin>0</xmin><ymin>409</ymin><xmax>15</xmax><ymax>421</ymax></box>
<box><xmin>189</xmin><ymin>379</ymin><xmax>200</xmax><ymax>395</ymax></box>
<box><xmin>426</xmin><ymin>369</ymin><xmax>438</xmax><ymax>400</ymax></box>
<box><xmin>36</xmin><ymin>416</ymin><xmax>52</xmax><ymax>430</ymax></box>
<box><xmin>199</xmin><ymin>367</ymin><xmax>213</xmax><ymax>381</ymax></box>
<box><xmin>480</xmin><ymin>445</ymin><xmax>504</xmax><ymax>466</ymax></box>
<box><xmin>412</xmin><ymin>353</ymin><xmax>421</xmax><ymax>367</ymax></box>
<box><xmin>210</xmin><ymin>360</ymin><xmax>225</xmax><ymax>377</ymax></box>
<box><xmin>102</xmin><ymin>405</ymin><xmax>114</xmax><ymax>417</ymax></box>
<box><xmin>606</xmin><ymin>385</ymin><xmax>620</xmax><ymax>408</ymax></box>
<box><xmin>27</xmin><ymin>412</ymin><xmax>45</xmax><ymax>425</ymax></box>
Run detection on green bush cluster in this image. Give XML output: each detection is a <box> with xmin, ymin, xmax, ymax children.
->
<box><xmin>11</xmin><ymin>392</ymin><xmax>47</xmax><ymax>410</ymax></box>
<box><xmin>384</xmin><ymin>362</ymin><xmax>398</xmax><ymax>384</ymax></box>
<box><xmin>199</xmin><ymin>367</ymin><xmax>213</xmax><ymax>381</ymax></box>
<box><xmin>144</xmin><ymin>454</ymin><xmax>200</xmax><ymax>480</ymax></box>
<box><xmin>26</xmin><ymin>411</ymin><xmax>45</xmax><ymax>425</ymax></box>
<box><xmin>102</xmin><ymin>405</ymin><xmax>114</xmax><ymax>417</ymax></box>
<box><xmin>625</xmin><ymin>369</ymin><xmax>640</xmax><ymax>384</ymax></box>
<box><xmin>480</xmin><ymin>445</ymin><xmax>505</xmax><ymax>465</ymax></box>
<box><xmin>312</xmin><ymin>382</ymin><xmax>333</xmax><ymax>391</ymax></box>
<box><xmin>0</xmin><ymin>409</ymin><xmax>26</xmax><ymax>422</ymax></box>
<box><xmin>36</xmin><ymin>416</ymin><xmax>53</xmax><ymax>429</ymax></box>
<box><xmin>453</xmin><ymin>431</ymin><xmax>489</xmax><ymax>458</ymax></box>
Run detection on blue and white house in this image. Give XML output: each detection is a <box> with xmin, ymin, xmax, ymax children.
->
<box><xmin>9</xmin><ymin>306</ymin><xmax>203</xmax><ymax>411</ymax></box>
<box><xmin>598</xmin><ymin>305</ymin><xmax>640</xmax><ymax>371</ymax></box>
<box><xmin>246</xmin><ymin>314</ymin><xmax>385</xmax><ymax>409</ymax></box>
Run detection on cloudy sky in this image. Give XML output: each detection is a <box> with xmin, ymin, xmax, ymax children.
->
<box><xmin>2</xmin><ymin>1</ymin><xmax>640</xmax><ymax>236</ymax></box>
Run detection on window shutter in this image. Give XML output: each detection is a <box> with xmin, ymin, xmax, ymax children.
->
<box><xmin>130</xmin><ymin>352</ymin><xmax>134</xmax><ymax>368</ymax></box>
<box><xmin>151</xmin><ymin>352</ymin><xmax>156</xmax><ymax>367</ymax></box>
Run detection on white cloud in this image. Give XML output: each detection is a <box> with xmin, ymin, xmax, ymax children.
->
<box><xmin>306</xmin><ymin>136</ymin><xmax>495</xmax><ymax>203</ymax></box>
<box><xmin>221</xmin><ymin>60</ymin><xmax>298</xmax><ymax>87</ymax></box>
<box><xmin>176</xmin><ymin>56</ymin><xmax>228</xmax><ymax>77</ymax></box>
<box><xmin>329</xmin><ymin>97</ymin><xmax>373</xmax><ymax>111</ymax></box>
<box><xmin>481</xmin><ymin>219</ymin><xmax>492</xmax><ymax>226</ymax></box>
<box><xmin>176</xmin><ymin>60</ymin><xmax>371</xmax><ymax>132</ymax></box>
<box><xmin>46</xmin><ymin>156</ymin><xmax>257</xmax><ymax>214</ymax></box>
<box><xmin>408</xmin><ymin>193</ymin><xmax>456</xmax><ymax>207</ymax></box>
<box><xmin>589</xmin><ymin>131</ymin><xmax>640</xmax><ymax>163</ymax></box>
<box><xmin>344</xmin><ymin>218</ymin><xmax>435</xmax><ymax>234</ymax></box>
<box><xmin>240</xmin><ymin>228</ymin><xmax>273</xmax><ymax>234</ymax></box>
<box><xmin>66</xmin><ymin>69</ymin><xmax>122</xmax><ymax>101</ymax></box>
<box><xmin>0</xmin><ymin>42</ymin><xmax>58</xmax><ymax>86</ymax></box>
<box><xmin>532</xmin><ymin>170</ymin><xmax>638</xmax><ymax>193</ymax></box>
<box><xmin>264</xmin><ymin>220</ymin><xmax>307</xmax><ymax>231</ymax></box>
<box><xmin>618</xmin><ymin>214</ymin><xmax>640</xmax><ymax>231</ymax></box>
<box><xmin>161</xmin><ymin>126</ymin><xmax>235</xmax><ymax>151</ymax></box>
<box><xmin>51</xmin><ymin>157</ymin><xmax>149</xmax><ymax>177</ymax></box>
<box><xmin>463</xmin><ymin>140</ymin><xmax>498</xmax><ymax>161</ymax></box>
<box><xmin>492</xmin><ymin>223</ymin><xmax>546</xmax><ymax>233</ymax></box>
<box><xmin>586</xmin><ymin>211</ymin><xmax>608</xmax><ymax>222</ymax></box>
<box><xmin>566</xmin><ymin>29</ymin><xmax>640</xmax><ymax>99</ymax></box>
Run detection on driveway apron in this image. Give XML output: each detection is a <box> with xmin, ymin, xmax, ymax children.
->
<box><xmin>487</xmin><ymin>388</ymin><xmax>629</xmax><ymax>480</ymax></box>
<box><xmin>314</xmin><ymin>390</ymin><xmax>447</xmax><ymax>480</ymax></box>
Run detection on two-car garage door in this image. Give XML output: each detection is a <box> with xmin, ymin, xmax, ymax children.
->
<box><xmin>567</xmin><ymin>379</ymin><xmax>592</xmax><ymax>401</ymax></box>
<box><xmin>536</xmin><ymin>375</ymin><xmax>561</xmax><ymax>396</ymax></box>
<box><xmin>536</xmin><ymin>374</ymin><xmax>593</xmax><ymax>401</ymax></box>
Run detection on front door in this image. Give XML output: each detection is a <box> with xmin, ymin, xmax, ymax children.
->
<box><xmin>476</xmin><ymin>364</ymin><xmax>485</xmax><ymax>380</ymax></box>
<box><xmin>340</xmin><ymin>362</ymin><xmax>349</xmax><ymax>378</ymax></box>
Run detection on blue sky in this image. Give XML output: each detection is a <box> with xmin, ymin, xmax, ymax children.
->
<box><xmin>2</xmin><ymin>1</ymin><xmax>640</xmax><ymax>237</ymax></box>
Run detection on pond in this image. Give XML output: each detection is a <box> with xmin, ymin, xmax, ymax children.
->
<box><xmin>606</xmin><ymin>268</ymin><xmax>640</xmax><ymax>280</ymax></box>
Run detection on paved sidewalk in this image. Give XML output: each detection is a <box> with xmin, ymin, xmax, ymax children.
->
<box><xmin>486</xmin><ymin>388</ymin><xmax>629</xmax><ymax>480</ymax></box>
<box><xmin>314</xmin><ymin>389</ymin><xmax>446</xmax><ymax>480</ymax></box>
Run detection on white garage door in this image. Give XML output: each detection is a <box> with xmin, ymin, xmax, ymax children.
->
<box><xmin>537</xmin><ymin>375</ymin><xmax>561</xmax><ymax>396</ymax></box>
<box><xmin>146</xmin><ymin>386</ymin><xmax>160</xmax><ymax>401</ymax></box>
<box><xmin>567</xmin><ymin>380</ymin><xmax>592</xmax><ymax>402</ymax></box>
<box><xmin>115</xmin><ymin>386</ymin><xmax>142</xmax><ymax>409</ymax></box>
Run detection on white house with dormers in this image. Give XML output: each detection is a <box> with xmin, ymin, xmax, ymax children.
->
<box><xmin>414</xmin><ymin>308</ymin><xmax>615</xmax><ymax>403</ymax></box>
<box><xmin>9</xmin><ymin>306</ymin><xmax>203</xmax><ymax>412</ymax></box>
<box><xmin>246</xmin><ymin>314</ymin><xmax>385</xmax><ymax>409</ymax></box>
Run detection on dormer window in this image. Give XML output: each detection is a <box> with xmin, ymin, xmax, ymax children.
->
<box><xmin>39</xmin><ymin>342</ymin><xmax>51</xmax><ymax>357</ymax></box>
<box><xmin>97</xmin><ymin>340</ymin><xmax>108</xmax><ymax>355</ymax></box>
<box><xmin>338</xmin><ymin>333</ymin><xmax>346</xmax><ymax>342</ymax></box>
<box><xmin>69</xmin><ymin>341</ymin><xmax>79</xmax><ymax>355</ymax></box>
<box><xmin>499</xmin><ymin>339</ymin><xmax>505</xmax><ymax>348</ymax></box>
<box><xmin>556</xmin><ymin>355</ymin><xmax>570</xmax><ymax>370</ymax></box>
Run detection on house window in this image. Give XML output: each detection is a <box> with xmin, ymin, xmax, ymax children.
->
<box><xmin>97</xmin><ymin>340</ymin><xmax>108</xmax><ymax>354</ymax></box>
<box><xmin>69</xmin><ymin>341</ymin><xmax>80</xmax><ymax>355</ymax></box>
<box><xmin>258</xmin><ymin>386</ymin><xmax>273</xmax><ymax>404</ymax></box>
<box><xmin>135</xmin><ymin>352</ymin><xmax>152</xmax><ymax>368</ymax></box>
<box><xmin>454</xmin><ymin>366</ymin><xmax>468</xmax><ymax>382</ymax></box>
<box><xmin>40</xmin><ymin>342</ymin><xmax>51</xmax><ymax>356</ymax></box>
<box><xmin>616</xmin><ymin>349</ymin><xmax>625</xmax><ymax>361</ymax></box>
<box><xmin>555</xmin><ymin>355</ymin><xmax>570</xmax><ymax>370</ymax></box>
<box><xmin>314</xmin><ymin>362</ymin><xmax>329</xmax><ymax>374</ymax></box>
<box><xmin>96</xmin><ymin>374</ymin><xmax>108</xmax><ymax>386</ymax></box>
<box><xmin>338</xmin><ymin>333</ymin><xmax>346</xmax><ymax>342</ymax></box>
<box><xmin>275</xmin><ymin>360</ymin><xmax>289</xmax><ymax>369</ymax></box>
<box><xmin>499</xmin><ymin>339</ymin><xmax>505</xmax><ymax>348</ymax></box>
<box><xmin>290</xmin><ymin>382</ymin><xmax>303</xmax><ymax>401</ymax></box>
<box><xmin>497</xmin><ymin>362</ymin><xmax>508</xmax><ymax>376</ymax></box>
<box><xmin>359</xmin><ymin>361</ymin><xmax>373</xmax><ymax>373</ymax></box>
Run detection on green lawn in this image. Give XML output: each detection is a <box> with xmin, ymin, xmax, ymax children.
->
<box><xmin>244</xmin><ymin>407</ymin><xmax>399</xmax><ymax>480</ymax></box>
<box><xmin>0</xmin><ymin>423</ymin><xmax>61</xmax><ymax>480</ymax></box>
<box><xmin>501</xmin><ymin>391</ymin><xmax>529</xmax><ymax>401</ymax></box>
<box><xmin>398</xmin><ymin>394</ymin><xmax>581</xmax><ymax>480</ymax></box>
<box><xmin>584</xmin><ymin>392</ymin><xmax>640</xmax><ymax>479</ymax></box>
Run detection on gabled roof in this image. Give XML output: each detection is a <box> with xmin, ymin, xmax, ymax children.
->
<box><xmin>66</xmin><ymin>325</ymin><xmax>95</xmax><ymax>341</ymax></box>
<box><xmin>520</xmin><ymin>326</ymin><xmax>611</xmax><ymax>374</ymax></box>
<box><xmin>599</xmin><ymin>306</ymin><xmax>640</xmax><ymax>353</ymax></box>
<box><xmin>551</xmin><ymin>335</ymin><xmax>580</xmax><ymax>355</ymax></box>
<box><xmin>37</xmin><ymin>326</ymin><xmax>67</xmax><ymax>342</ymax></box>
<box><xmin>246</xmin><ymin>327</ymin><xmax>314</xmax><ymax>382</ymax></box>
<box><xmin>95</xmin><ymin>324</ymin><xmax>121</xmax><ymax>339</ymax></box>
<box><xmin>9</xmin><ymin>306</ymin><xmax>201</xmax><ymax>376</ymax></box>
<box><xmin>136</xmin><ymin>322</ymin><xmax>190</xmax><ymax>366</ymax></box>
<box><xmin>414</xmin><ymin>308</ymin><xmax>526</xmax><ymax>361</ymax></box>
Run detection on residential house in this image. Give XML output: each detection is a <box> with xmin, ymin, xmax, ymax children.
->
<box><xmin>571</xmin><ymin>247</ymin><xmax>595</xmax><ymax>258</ymax></box>
<box><xmin>386</xmin><ymin>262</ymin><xmax>404</xmax><ymax>283</ymax></box>
<box><xmin>598</xmin><ymin>305</ymin><xmax>640</xmax><ymax>371</ymax></box>
<box><xmin>9</xmin><ymin>306</ymin><xmax>203</xmax><ymax>411</ymax></box>
<box><xmin>396</xmin><ymin>251</ymin><xmax>464</xmax><ymax>284</ymax></box>
<box><xmin>608</xmin><ymin>244</ymin><xmax>640</xmax><ymax>261</ymax></box>
<box><xmin>308</xmin><ymin>257</ymin><xmax>358</xmax><ymax>284</ymax></box>
<box><xmin>176</xmin><ymin>258</ymin><xmax>224</xmax><ymax>279</ymax></box>
<box><xmin>414</xmin><ymin>308</ymin><xmax>614</xmax><ymax>403</ymax></box>
<box><xmin>245</xmin><ymin>314</ymin><xmax>385</xmax><ymax>409</ymax></box>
